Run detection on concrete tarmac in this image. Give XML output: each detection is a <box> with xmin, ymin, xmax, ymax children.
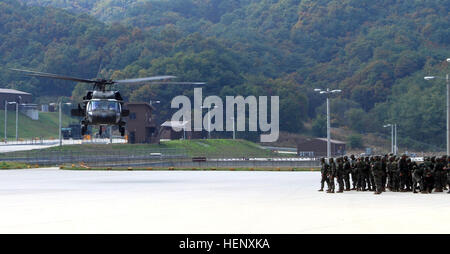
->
<box><xmin>0</xmin><ymin>168</ymin><xmax>448</xmax><ymax>233</ymax></box>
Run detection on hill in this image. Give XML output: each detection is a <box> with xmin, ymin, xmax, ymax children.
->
<box><xmin>3</xmin><ymin>0</ymin><xmax>450</xmax><ymax>150</ymax></box>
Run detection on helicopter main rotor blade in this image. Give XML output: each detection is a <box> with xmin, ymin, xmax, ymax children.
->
<box><xmin>114</xmin><ymin>76</ymin><xmax>177</xmax><ymax>85</ymax></box>
<box><xmin>145</xmin><ymin>82</ymin><xmax>207</xmax><ymax>85</ymax></box>
<box><xmin>10</xmin><ymin>68</ymin><xmax>96</xmax><ymax>84</ymax></box>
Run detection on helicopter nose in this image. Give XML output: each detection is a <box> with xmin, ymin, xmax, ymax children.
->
<box><xmin>90</xmin><ymin>111</ymin><xmax>117</xmax><ymax>124</ymax></box>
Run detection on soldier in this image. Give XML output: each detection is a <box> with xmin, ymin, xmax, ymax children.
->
<box><xmin>447</xmin><ymin>156</ymin><xmax>450</xmax><ymax>193</ymax></box>
<box><xmin>411</xmin><ymin>161</ymin><xmax>423</xmax><ymax>193</ymax></box>
<box><xmin>327</xmin><ymin>158</ymin><xmax>336</xmax><ymax>193</ymax></box>
<box><xmin>335</xmin><ymin>157</ymin><xmax>345</xmax><ymax>193</ymax></box>
<box><xmin>381</xmin><ymin>155</ymin><xmax>388</xmax><ymax>192</ymax></box>
<box><xmin>318</xmin><ymin>158</ymin><xmax>329</xmax><ymax>192</ymax></box>
<box><xmin>372</xmin><ymin>156</ymin><xmax>384</xmax><ymax>194</ymax></box>
<box><xmin>433</xmin><ymin>157</ymin><xmax>444</xmax><ymax>192</ymax></box>
<box><xmin>343</xmin><ymin>156</ymin><xmax>351</xmax><ymax>191</ymax></box>
<box><xmin>368</xmin><ymin>157</ymin><xmax>375</xmax><ymax>191</ymax></box>
<box><xmin>356</xmin><ymin>157</ymin><xmax>365</xmax><ymax>191</ymax></box>
<box><xmin>406</xmin><ymin>158</ymin><xmax>413</xmax><ymax>191</ymax></box>
<box><xmin>387</xmin><ymin>156</ymin><xmax>399</xmax><ymax>192</ymax></box>
<box><xmin>398</xmin><ymin>154</ymin><xmax>409</xmax><ymax>192</ymax></box>
<box><xmin>350</xmin><ymin>154</ymin><xmax>358</xmax><ymax>190</ymax></box>
<box><xmin>359</xmin><ymin>157</ymin><xmax>371</xmax><ymax>191</ymax></box>
<box><xmin>442</xmin><ymin>155</ymin><xmax>448</xmax><ymax>191</ymax></box>
<box><xmin>422</xmin><ymin>157</ymin><xmax>434</xmax><ymax>194</ymax></box>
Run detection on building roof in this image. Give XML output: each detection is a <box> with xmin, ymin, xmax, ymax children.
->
<box><xmin>0</xmin><ymin>88</ymin><xmax>31</xmax><ymax>95</ymax></box>
<box><xmin>316</xmin><ymin>138</ymin><xmax>346</xmax><ymax>144</ymax></box>
<box><xmin>161</xmin><ymin>121</ymin><xmax>189</xmax><ymax>128</ymax></box>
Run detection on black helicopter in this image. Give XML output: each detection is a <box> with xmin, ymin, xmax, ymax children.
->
<box><xmin>11</xmin><ymin>68</ymin><xmax>205</xmax><ymax>136</ymax></box>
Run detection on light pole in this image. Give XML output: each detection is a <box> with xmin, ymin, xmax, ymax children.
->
<box><xmin>383</xmin><ymin>124</ymin><xmax>394</xmax><ymax>154</ymax></box>
<box><xmin>6</xmin><ymin>101</ymin><xmax>18</xmax><ymax>142</ymax></box>
<box><xmin>424</xmin><ymin>58</ymin><xmax>450</xmax><ymax>155</ymax></box>
<box><xmin>314</xmin><ymin>88</ymin><xmax>342</xmax><ymax>158</ymax></box>
<box><xmin>51</xmin><ymin>101</ymin><xmax>71</xmax><ymax>146</ymax></box>
<box><xmin>201</xmin><ymin>105</ymin><xmax>218</xmax><ymax>139</ymax></box>
<box><xmin>230</xmin><ymin>116</ymin><xmax>235</xmax><ymax>140</ymax></box>
<box><xmin>394</xmin><ymin>124</ymin><xmax>398</xmax><ymax>155</ymax></box>
<box><xmin>4</xmin><ymin>100</ymin><xmax>7</xmax><ymax>142</ymax></box>
<box><xmin>149</xmin><ymin>100</ymin><xmax>160</xmax><ymax>106</ymax></box>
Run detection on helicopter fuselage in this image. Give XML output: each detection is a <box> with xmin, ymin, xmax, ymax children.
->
<box><xmin>86</xmin><ymin>99</ymin><xmax>121</xmax><ymax>125</ymax></box>
<box><xmin>72</xmin><ymin>90</ymin><xmax>129</xmax><ymax>136</ymax></box>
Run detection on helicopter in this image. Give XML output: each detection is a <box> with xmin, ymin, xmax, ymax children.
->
<box><xmin>10</xmin><ymin>68</ymin><xmax>205</xmax><ymax>136</ymax></box>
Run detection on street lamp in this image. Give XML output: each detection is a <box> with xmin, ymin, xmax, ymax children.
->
<box><xmin>424</xmin><ymin>59</ymin><xmax>449</xmax><ymax>155</ymax></box>
<box><xmin>314</xmin><ymin>88</ymin><xmax>342</xmax><ymax>158</ymax></box>
<box><xmin>149</xmin><ymin>100</ymin><xmax>160</xmax><ymax>106</ymax></box>
<box><xmin>4</xmin><ymin>100</ymin><xmax>7</xmax><ymax>142</ymax></box>
<box><xmin>6</xmin><ymin>101</ymin><xmax>18</xmax><ymax>142</ymax></box>
<box><xmin>230</xmin><ymin>116</ymin><xmax>235</xmax><ymax>140</ymax></box>
<box><xmin>383</xmin><ymin>123</ymin><xmax>398</xmax><ymax>155</ymax></box>
<box><xmin>201</xmin><ymin>105</ymin><xmax>218</xmax><ymax>139</ymax></box>
<box><xmin>50</xmin><ymin>101</ymin><xmax>72</xmax><ymax>146</ymax></box>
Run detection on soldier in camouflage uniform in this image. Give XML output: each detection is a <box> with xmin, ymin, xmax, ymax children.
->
<box><xmin>387</xmin><ymin>156</ymin><xmax>399</xmax><ymax>192</ymax></box>
<box><xmin>407</xmin><ymin>158</ymin><xmax>414</xmax><ymax>191</ymax></box>
<box><xmin>318</xmin><ymin>157</ymin><xmax>329</xmax><ymax>192</ymax></box>
<box><xmin>372</xmin><ymin>156</ymin><xmax>384</xmax><ymax>194</ymax></box>
<box><xmin>433</xmin><ymin>157</ymin><xmax>444</xmax><ymax>192</ymax></box>
<box><xmin>447</xmin><ymin>156</ymin><xmax>450</xmax><ymax>193</ymax></box>
<box><xmin>381</xmin><ymin>155</ymin><xmax>388</xmax><ymax>192</ymax></box>
<box><xmin>327</xmin><ymin>158</ymin><xmax>336</xmax><ymax>193</ymax></box>
<box><xmin>350</xmin><ymin>154</ymin><xmax>358</xmax><ymax>190</ymax></box>
<box><xmin>368</xmin><ymin>157</ymin><xmax>375</xmax><ymax>191</ymax></box>
<box><xmin>335</xmin><ymin>157</ymin><xmax>345</xmax><ymax>193</ymax></box>
<box><xmin>411</xmin><ymin>161</ymin><xmax>423</xmax><ymax>193</ymax></box>
<box><xmin>359</xmin><ymin>157</ymin><xmax>371</xmax><ymax>191</ymax></box>
<box><xmin>343</xmin><ymin>156</ymin><xmax>351</xmax><ymax>191</ymax></box>
<box><xmin>442</xmin><ymin>155</ymin><xmax>448</xmax><ymax>191</ymax></box>
<box><xmin>398</xmin><ymin>154</ymin><xmax>409</xmax><ymax>192</ymax></box>
<box><xmin>356</xmin><ymin>157</ymin><xmax>365</xmax><ymax>191</ymax></box>
<box><xmin>422</xmin><ymin>157</ymin><xmax>434</xmax><ymax>194</ymax></box>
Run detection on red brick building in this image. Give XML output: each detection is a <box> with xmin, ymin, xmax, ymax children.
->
<box><xmin>124</xmin><ymin>102</ymin><xmax>158</xmax><ymax>144</ymax></box>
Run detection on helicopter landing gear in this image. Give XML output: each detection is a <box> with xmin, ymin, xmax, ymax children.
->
<box><xmin>81</xmin><ymin>125</ymin><xmax>88</xmax><ymax>136</ymax></box>
<box><xmin>119</xmin><ymin>126</ymin><xmax>125</xmax><ymax>137</ymax></box>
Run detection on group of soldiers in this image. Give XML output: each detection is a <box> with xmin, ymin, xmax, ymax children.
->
<box><xmin>319</xmin><ymin>154</ymin><xmax>450</xmax><ymax>194</ymax></box>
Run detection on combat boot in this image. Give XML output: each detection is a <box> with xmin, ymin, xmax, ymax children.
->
<box><xmin>318</xmin><ymin>189</ymin><xmax>324</xmax><ymax>192</ymax></box>
<box><xmin>374</xmin><ymin>191</ymin><xmax>381</xmax><ymax>195</ymax></box>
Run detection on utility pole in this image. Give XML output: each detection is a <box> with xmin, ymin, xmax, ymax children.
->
<box><xmin>15</xmin><ymin>101</ymin><xmax>18</xmax><ymax>141</ymax></box>
<box><xmin>4</xmin><ymin>100</ymin><xmax>7</xmax><ymax>142</ymax></box>
<box><xmin>230</xmin><ymin>116</ymin><xmax>235</xmax><ymax>140</ymax></box>
<box><xmin>424</xmin><ymin>58</ymin><xmax>450</xmax><ymax>155</ymax></box>
<box><xmin>59</xmin><ymin>101</ymin><xmax>62</xmax><ymax>146</ymax></box>
<box><xmin>314</xmin><ymin>88</ymin><xmax>342</xmax><ymax>158</ymax></box>
<box><xmin>394</xmin><ymin>124</ymin><xmax>398</xmax><ymax>155</ymax></box>
<box><xmin>383</xmin><ymin>124</ymin><xmax>394</xmax><ymax>154</ymax></box>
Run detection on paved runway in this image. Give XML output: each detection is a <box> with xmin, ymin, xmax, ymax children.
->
<box><xmin>0</xmin><ymin>168</ymin><xmax>448</xmax><ymax>233</ymax></box>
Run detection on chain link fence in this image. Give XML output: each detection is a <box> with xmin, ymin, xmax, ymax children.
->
<box><xmin>0</xmin><ymin>148</ymin><xmax>320</xmax><ymax>168</ymax></box>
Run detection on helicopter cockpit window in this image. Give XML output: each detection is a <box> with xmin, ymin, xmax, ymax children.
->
<box><xmin>90</xmin><ymin>101</ymin><xmax>119</xmax><ymax>111</ymax></box>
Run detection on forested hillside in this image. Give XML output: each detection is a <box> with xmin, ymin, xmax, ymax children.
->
<box><xmin>3</xmin><ymin>0</ymin><xmax>450</xmax><ymax>150</ymax></box>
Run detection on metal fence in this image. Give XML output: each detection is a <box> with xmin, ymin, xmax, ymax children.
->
<box><xmin>0</xmin><ymin>148</ymin><xmax>320</xmax><ymax>168</ymax></box>
<box><xmin>0</xmin><ymin>148</ymin><xmax>187</xmax><ymax>166</ymax></box>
